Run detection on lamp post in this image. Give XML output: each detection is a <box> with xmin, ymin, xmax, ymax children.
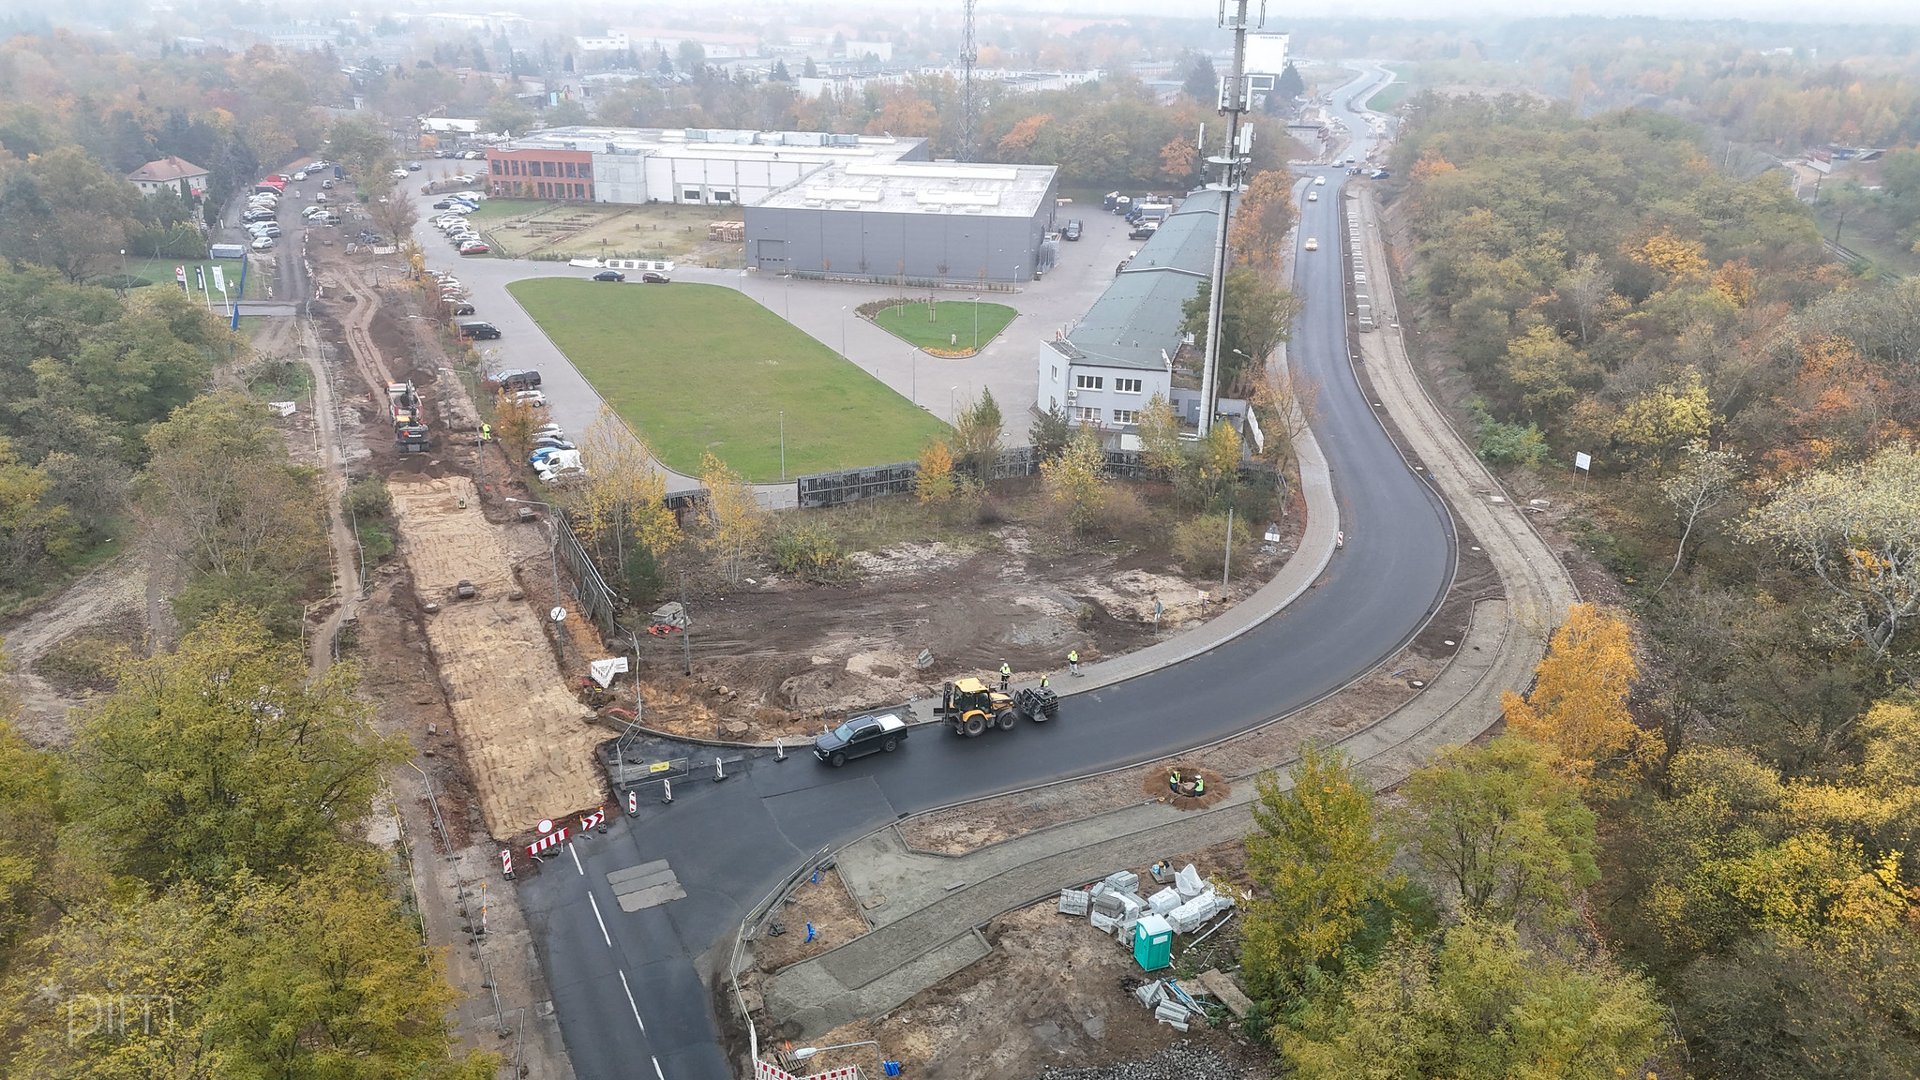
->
<box><xmin>910</xmin><ymin>347</ymin><xmax>917</xmax><ymax>404</ymax></box>
<box><xmin>790</xmin><ymin>1040</ymin><xmax>881</xmax><ymax>1066</ymax></box>
<box><xmin>839</xmin><ymin>305</ymin><xmax>848</xmax><ymax>357</ymax></box>
<box><xmin>949</xmin><ymin>385</ymin><xmax>959</xmax><ymax>419</ymax></box>
<box><xmin>971</xmin><ymin>293</ymin><xmax>980</xmax><ymax>350</ymax></box>
<box><xmin>779</xmin><ymin>409</ymin><xmax>786</xmax><ymax>481</ymax></box>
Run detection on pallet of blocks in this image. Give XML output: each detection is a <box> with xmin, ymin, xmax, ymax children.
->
<box><xmin>708</xmin><ymin>220</ymin><xmax>746</xmax><ymax>242</ymax></box>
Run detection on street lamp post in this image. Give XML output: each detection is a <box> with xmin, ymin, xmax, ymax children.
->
<box><xmin>971</xmin><ymin>293</ymin><xmax>980</xmax><ymax>350</ymax></box>
<box><xmin>779</xmin><ymin>409</ymin><xmax>786</xmax><ymax>482</ymax></box>
<box><xmin>910</xmin><ymin>348</ymin><xmax>917</xmax><ymax>404</ymax></box>
<box><xmin>839</xmin><ymin>305</ymin><xmax>848</xmax><ymax>357</ymax></box>
<box><xmin>949</xmin><ymin>385</ymin><xmax>959</xmax><ymax>419</ymax></box>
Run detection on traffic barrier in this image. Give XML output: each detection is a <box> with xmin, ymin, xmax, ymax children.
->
<box><xmin>526</xmin><ymin>826</ymin><xmax>570</xmax><ymax>857</ymax></box>
<box><xmin>500</xmin><ymin>849</ymin><xmax>514</xmax><ymax>879</ymax></box>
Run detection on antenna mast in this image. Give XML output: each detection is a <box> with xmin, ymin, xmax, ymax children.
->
<box><xmin>1197</xmin><ymin>0</ymin><xmax>1261</xmax><ymax>436</ymax></box>
<box><xmin>960</xmin><ymin>0</ymin><xmax>979</xmax><ymax>158</ymax></box>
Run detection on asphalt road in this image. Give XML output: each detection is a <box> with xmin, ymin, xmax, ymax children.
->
<box><xmin>512</xmin><ymin>65</ymin><xmax>1454</xmax><ymax>1080</ymax></box>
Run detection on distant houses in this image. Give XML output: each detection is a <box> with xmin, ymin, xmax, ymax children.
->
<box><xmin>127</xmin><ymin>156</ymin><xmax>210</xmax><ymax>199</ymax></box>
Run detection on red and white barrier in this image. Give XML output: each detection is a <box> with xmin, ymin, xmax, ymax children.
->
<box><xmin>526</xmin><ymin>826</ymin><xmax>570</xmax><ymax>857</ymax></box>
<box><xmin>580</xmin><ymin>808</ymin><xmax>607</xmax><ymax>832</ymax></box>
<box><xmin>627</xmin><ymin>789</ymin><xmax>638</xmax><ymax>816</ymax></box>
<box><xmin>499</xmin><ymin>849</ymin><xmax>514</xmax><ymax>878</ymax></box>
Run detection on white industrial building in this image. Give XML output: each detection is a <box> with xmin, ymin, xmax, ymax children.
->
<box><xmin>1036</xmin><ymin>191</ymin><xmax>1224</xmax><ymax>436</ymax></box>
<box><xmin>485</xmin><ymin>127</ymin><xmax>928</xmax><ymax>206</ymax></box>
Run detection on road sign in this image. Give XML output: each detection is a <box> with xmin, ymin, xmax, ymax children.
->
<box><xmin>550</xmin><ymin>606</ymin><xmax>567</xmax><ymax>622</ymax></box>
<box><xmin>579</xmin><ymin>808</ymin><xmax>607</xmax><ymax>832</ymax></box>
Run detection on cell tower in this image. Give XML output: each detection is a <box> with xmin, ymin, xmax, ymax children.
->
<box><xmin>1197</xmin><ymin>0</ymin><xmax>1262</xmax><ymax>436</ymax></box>
<box><xmin>960</xmin><ymin>0</ymin><xmax>979</xmax><ymax>159</ymax></box>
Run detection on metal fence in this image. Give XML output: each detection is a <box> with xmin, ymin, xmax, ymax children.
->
<box><xmin>554</xmin><ymin>512</ymin><xmax>620</xmax><ymax>635</ymax></box>
<box><xmin>794</xmin><ymin>447</ymin><xmax>1273</xmax><ymax>508</ymax></box>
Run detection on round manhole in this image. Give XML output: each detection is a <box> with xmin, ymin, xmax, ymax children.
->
<box><xmin>1443</xmin><ymin>639</ymin><xmax>1456</xmax><ymax>647</ymax></box>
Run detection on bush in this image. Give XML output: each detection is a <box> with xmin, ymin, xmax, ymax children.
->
<box><xmin>1090</xmin><ymin>484</ymin><xmax>1153</xmax><ymax>536</ymax></box>
<box><xmin>342</xmin><ymin>478</ymin><xmax>393</xmax><ymax>520</ymax></box>
<box><xmin>1173</xmin><ymin>512</ymin><xmax>1254</xmax><ymax>577</ymax></box>
<box><xmin>1469</xmin><ymin>399</ymin><xmax>1549</xmax><ymax>467</ymax></box>
<box><xmin>771</xmin><ymin>524</ymin><xmax>853</xmax><ymax>583</ymax></box>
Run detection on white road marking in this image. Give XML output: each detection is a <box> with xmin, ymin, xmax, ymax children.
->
<box><xmin>617</xmin><ymin>968</ymin><xmax>647</xmax><ymax>1034</ymax></box>
<box><xmin>653</xmin><ymin>1056</ymin><xmax>666</xmax><ymax>1080</ymax></box>
<box><xmin>588</xmin><ymin>891</ymin><xmax>612</xmax><ymax>947</ymax></box>
<box><xmin>569</xmin><ymin>841</ymin><xmax>584</xmax><ymax>876</ymax></box>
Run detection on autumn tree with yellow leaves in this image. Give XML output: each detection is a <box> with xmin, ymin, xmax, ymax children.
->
<box><xmin>915</xmin><ymin>437</ymin><xmax>957</xmax><ymax>505</ymax></box>
<box><xmin>699</xmin><ymin>452</ymin><xmax>767</xmax><ymax>584</ymax></box>
<box><xmin>1502</xmin><ymin>603</ymin><xmax>1662</xmax><ymax>793</ymax></box>
<box><xmin>568</xmin><ymin>407</ymin><xmax>682</xmax><ymax>584</ymax></box>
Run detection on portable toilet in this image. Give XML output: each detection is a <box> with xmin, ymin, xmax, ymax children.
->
<box><xmin>1133</xmin><ymin>914</ymin><xmax>1173</xmax><ymax>971</ymax></box>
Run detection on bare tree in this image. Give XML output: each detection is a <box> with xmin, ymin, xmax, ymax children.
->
<box><xmin>1655</xmin><ymin>442</ymin><xmax>1741</xmax><ymax>593</ymax></box>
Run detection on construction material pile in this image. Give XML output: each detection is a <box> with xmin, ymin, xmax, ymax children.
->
<box><xmin>1058</xmin><ymin>863</ymin><xmax>1234</xmax><ymax>945</ymax></box>
<box><xmin>1036</xmin><ymin>1045</ymin><xmax>1244</xmax><ymax>1080</ymax></box>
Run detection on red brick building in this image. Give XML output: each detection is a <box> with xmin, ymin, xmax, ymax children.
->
<box><xmin>487</xmin><ymin>146</ymin><xmax>595</xmax><ymax>200</ymax></box>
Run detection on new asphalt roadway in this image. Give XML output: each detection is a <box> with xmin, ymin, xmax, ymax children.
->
<box><xmin>507</xmin><ymin>67</ymin><xmax>1455</xmax><ymax>1080</ymax></box>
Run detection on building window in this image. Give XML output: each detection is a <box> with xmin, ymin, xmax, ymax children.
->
<box><xmin>1075</xmin><ymin>374</ymin><xmax>1103</xmax><ymax>391</ymax></box>
<box><xmin>564</xmin><ymin>161</ymin><xmax>577</xmax><ymax>178</ymax></box>
<box><xmin>713</xmin><ymin>190</ymin><xmax>733</xmax><ymax>203</ymax></box>
<box><xmin>491</xmin><ymin>160</ymin><xmax>503</xmax><ymax>174</ymax></box>
<box><xmin>1072</xmin><ymin>406</ymin><xmax>1100</xmax><ymax>423</ymax></box>
<box><xmin>1115</xmin><ymin>378</ymin><xmax>1143</xmax><ymax>394</ymax></box>
<box><xmin>1112</xmin><ymin>409</ymin><xmax>1138</xmax><ymax>425</ymax></box>
<box><xmin>683</xmin><ymin>188</ymin><xmax>702</xmax><ymax>202</ymax></box>
<box><xmin>1050</xmin><ymin>366</ymin><xmax>1059</xmax><ymax>382</ymax></box>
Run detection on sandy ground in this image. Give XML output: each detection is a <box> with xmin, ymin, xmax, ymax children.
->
<box><xmin>752</xmin><ymin>867</ymin><xmax>872</xmax><ymax>973</ymax></box>
<box><xmin>0</xmin><ymin>559</ymin><xmax>148</xmax><ymax>746</ymax></box>
<box><xmin>389</xmin><ymin>475</ymin><xmax>609</xmax><ymax>840</ymax></box>
<box><xmin>753</xmin><ymin>840</ymin><xmax>1270</xmax><ymax>1080</ymax></box>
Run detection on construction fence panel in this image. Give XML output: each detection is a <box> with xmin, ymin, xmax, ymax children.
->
<box><xmin>554</xmin><ymin>512</ymin><xmax>620</xmax><ymax>635</ymax></box>
<box><xmin>793</xmin><ymin>447</ymin><xmax>1253</xmax><ymax>508</ymax></box>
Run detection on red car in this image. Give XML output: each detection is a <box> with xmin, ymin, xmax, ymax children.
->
<box><xmin>459</xmin><ymin>240</ymin><xmax>490</xmax><ymax>255</ymax></box>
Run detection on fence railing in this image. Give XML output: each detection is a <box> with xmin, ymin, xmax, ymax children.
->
<box><xmin>794</xmin><ymin>447</ymin><xmax>1277</xmax><ymax>508</ymax></box>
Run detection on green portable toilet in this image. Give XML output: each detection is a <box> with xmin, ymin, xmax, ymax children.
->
<box><xmin>1133</xmin><ymin>914</ymin><xmax>1173</xmax><ymax>971</ymax></box>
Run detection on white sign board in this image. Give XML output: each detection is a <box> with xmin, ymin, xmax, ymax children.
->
<box><xmin>1574</xmin><ymin>452</ymin><xmax>1592</xmax><ymax>473</ymax></box>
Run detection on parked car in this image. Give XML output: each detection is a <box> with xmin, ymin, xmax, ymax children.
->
<box><xmin>1062</xmin><ymin>219</ymin><xmax>1083</xmax><ymax>241</ymax></box>
<box><xmin>407</xmin><ymin>161</ymin><xmax>423</xmax><ymax>171</ymax></box>
<box><xmin>250</xmin><ymin>236</ymin><xmax>275</xmax><ymax>250</ymax></box>
<box><xmin>638</xmin><ymin>271</ymin><xmax>671</xmax><ymax>284</ymax></box>
<box><xmin>813</xmin><ymin>710</ymin><xmax>908</xmax><ymax>766</ymax></box>
<box><xmin>1128</xmin><ymin>223</ymin><xmax>1159</xmax><ymax>240</ymax></box>
<box><xmin>593</xmin><ymin>270</ymin><xmax>625</xmax><ymax>282</ymax></box>
<box><xmin>451</xmin><ymin>302</ymin><xmax>476</xmax><ymax>316</ymax></box>
<box><xmin>532</xmin><ymin>423</ymin><xmax>564</xmax><ymax>437</ymax></box>
<box><xmin>510</xmin><ymin>390</ymin><xmax>548</xmax><ymax>407</ymax></box>
<box><xmin>293</xmin><ymin>170</ymin><xmax>307</xmax><ymax>181</ymax></box>
<box><xmin>389</xmin><ymin>168</ymin><xmax>410</xmax><ymax>180</ymax></box>
<box><xmin>432</xmin><ymin>200</ymin><xmax>452</xmax><ymax>210</ymax></box>
<box><xmin>532</xmin><ymin>437</ymin><xmax>576</xmax><ymax>451</ymax></box>
<box><xmin>457</xmin><ymin>321</ymin><xmax>501</xmax><ymax>340</ymax></box>
<box><xmin>459</xmin><ymin>241</ymin><xmax>490</xmax><ymax>255</ymax></box>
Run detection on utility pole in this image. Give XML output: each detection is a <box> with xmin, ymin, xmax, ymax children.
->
<box><xmin>960</xmin><ymin>0</ymin><xmax>979</xmax><ymax>160</ymax></box>
<box><xmin>1197</xmin><ymin>0</ymin><xmax>1261</xmax><ymax>437</ymax></box>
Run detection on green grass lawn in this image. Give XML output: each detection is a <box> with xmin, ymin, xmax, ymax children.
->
<box><xmin>872</xmin><ymin>299</ymin><xmax>1017</xmax><ymax>354</ymax></box>
<box><xmin>508</xmin><ymin>279</ymin><xmax>949</xmax><ymax>481</ymax></box>
<box><xmin>118</xmin><ymin>256</ymin><xmax>257</xmax><ymax>299</ymax></box>
<box><xmin>1367</xmin><ymin>81</ymin><xmax>1412</xmax><ymax>112</ymax></box>
<box><xmin>466</xmin><ymin>198</ymin><xmax>551</xmax><ymax>226</ymax></box>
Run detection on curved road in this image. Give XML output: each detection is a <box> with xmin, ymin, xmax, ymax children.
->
<box><xmin>518</xmin><ymin>67</ymin><xmax>1445</xmax><ymax>1080</ymax></box>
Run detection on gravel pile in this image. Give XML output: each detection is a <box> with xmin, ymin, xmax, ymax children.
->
<box><xmin>1037</xmin><ymin>1046</ymin><xmax>1242</xmax><ymax>1080</ymax></box>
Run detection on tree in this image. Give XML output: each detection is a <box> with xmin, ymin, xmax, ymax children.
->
<box><xmin>1503</xmin><ymin>324</ymin><xmax>1596</xmax><ymax>422</ymax></box>
<box><xmin>545</xmin><ymin>98</ymin><xmax>590</xmax><ymax>126</ymax></box>
<box><xmin>326</xmin><ymin>115</ymin><xmax>396</xmax><ymax>183</ymax></box>
<box><xmin>1182</xmin><ymin>269</ymin><xmax>1298</xmax><ymax>394</ymax></box>
<box><xmin>0</xmin><ymin>438</ymin><xmax>78</xmax><ymax>591</ymax></box>
<box><xmin>676</xmin><ymin>40</ymin><xmax>708</xmax><ymax>77</ymax></box>
<box><xmin>569</xmin><ymin>407</ymin><xmax>681</xmax><ymax>576</ymax></box>
<box><xmin>0</xmin><ymin>710</ymin><xmax>58</xmax><ymax>956</ymax></box>
<box><xmin>951</xmin><ymin>388</ymin><xmax>1003</xmax><ymax>479</ymax></box>
<box><xmin>700</xmin><ymin>451</ymin><xmax>766</xmax><ymax>584</ymax></box>
<box><xmin>1249</xmin><ymin>368</ymin><xmax>1319</xmax><ymax>476</ymax></box>
<box><xmin>69</xmin><ymin>611</ymin><xmax>408</xmax><ymax>885</ymax></box>
<box><xmin>1743</xmin><ymin>442</ymin><xmax>1920</xmax><ymax>660</ymax></box>
<box><xmin>366</xmin><ymin>185</ymin><xmax>418</xmax><ymax>245</ymax></box>
<box><xmin>1501</xmin><ymin>603</ymin><xmax>1660</xmax><ymax>792</ymax></box>
<box><xmin>1399</xmin><ymin>737</ymin><xmax>1599</xmax><ymax>927</ymax></box>
<box><xmin>0</xmin><ymin>146</ymin><xmax>139</xmax><ymax>282</ymax></box>
<box><xmin>1181</xmin><ymin>52</ymin><xmax>1219</xmax><ymax>103</ymax></box>
<box><xmin>1281</xmin><ymin>920</ymin><xmax>1668</xmax><ymax>1080</ymax></box>
<box><xmin>1551</xmin><ymin>252</ymin><xmax>1622</xmax><ymax>346</ymax></box>
<box><xmin>212</xmin><ymin>851</ymin><xmax>494</xmax><ymax>1078</ymax></box>
<box><xmin>1229</xmin><ymin>170</ymin><xmax>1297</xmax><ymax>281</ymax></box>
<box><xmin>1195</xmin><ymin>421</ymin><xmax>1242</xmax><ymax>504</ymax></box>
<box><xmin>492</xmin><ymin>395</ymin><xmax>542</xmax><ymax>460</ymax></box>
<box><xmin>1027</xmin><ymin>404</ymin><xmax>1072</xmax><ymax>462</ymax></box>
<box><xmin>1655</xmin><ymin>441</ymin><xmax>1741</xmax><ymax>591</ymax></box>
<box><xmin>1241</xmin><ymin>746</ymin><xmax>1400</xmax><ymax>1004</ymax></box>
<box><xmin>1609</xmin><ymin>366</ymin><xmax>1715</xmax><ymax>466</ymax></box>
<box><xmin>139</xmin><ymin>392</ymin><xmax>327</xmax><ymax>635</ymax></box>
<box><xmin>915</xmin><ymin>438</ymin><xmax>957</xmax><ymax>504</ymax></box>
<box><xmin>1136</xmin><ymin>393</ymin><xmax>1184</xmax><ymax>478</ymax></box>
<box><xmin>484</xmin><ymin>94</ymin><xmax>535</xmax><ymax>136</ymax></box>
<box><xmin>1039</xmin><ymin>425</ymin><xmax>1108</xmax><ymax>533</ymax></box>
<box><xmin>1274</xmin><ymin>62</ymin><xmax>1306</xmax><ymax>102</ymax></box>
<box><xmin>771</xmin><ymin>59</ymin><xmax>792</xmax><ymax>82</ymax></box>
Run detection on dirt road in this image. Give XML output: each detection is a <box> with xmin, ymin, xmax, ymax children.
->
<box><xmin>0</xmin><ymin>558</ymin><xmax>147</xmax><ymax>746</ymax></box>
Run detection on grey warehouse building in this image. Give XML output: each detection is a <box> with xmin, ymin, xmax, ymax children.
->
<box><xmin>745</xmin><ymin>160</ymin><xmax>1060</xmax><ymax>284</ymax></box>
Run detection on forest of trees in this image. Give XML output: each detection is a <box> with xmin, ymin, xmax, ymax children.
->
<box><xmin>1238</xmin><ymin>91</ymin><xmax>1920</xmax><ymax>1077</ymax></box>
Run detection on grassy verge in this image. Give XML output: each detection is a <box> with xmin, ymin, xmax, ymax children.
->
<box><xmin>118</xmin><ymin>257</ymin><xmax>256</xmax><ymax>299</ymax></box>
<box><xmin>1810</xmin><ymin>203</ymin><xmax>1917</xmax><ymax>279</ymax></box>
<box><xmin>507</xmin><ymin>278</ymin><xmax>949</xmax><ymax>481</ymax></box>
<box><xmin>1367</xmin><ymin>80</ymin><xmax>1412</xmax><ymax>112</ymax></box>
<box><xmin>870</xmin><ymin>298</ymin><xmax>1017</xmax><ymax>354</ymax></box>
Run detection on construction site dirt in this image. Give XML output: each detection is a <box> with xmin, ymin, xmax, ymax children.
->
<box><xmin>747</xmin><ymin>838</ymin><xmax>1271</xmax><ymax>1080</ymax></box>
<box><xmin>627</xmin><ymin>486</ymin><xmax>1305</xmax><ymax>745</ymax></box>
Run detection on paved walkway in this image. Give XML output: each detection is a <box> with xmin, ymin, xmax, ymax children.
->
<box><xmin>762</xmin><ymin>187</ymin><xmax>1578</xmax><ymax>1039</ymax></box>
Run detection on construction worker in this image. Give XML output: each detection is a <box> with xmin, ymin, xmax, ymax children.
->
<box><xmin>1039</xmin><ymin>673</ymin><xmax>1050</xmax><ymax>690</ymax></box>
<box><xmin>481</xmin><ymin>422</ymin><xmax>492</xmax><ymax>442</ymax></box>
<box><xmin>999</xmin><ymin>660</ymin><xmax>1012</xmax><ymax>692</ymax></box>
<box><xmin>1193</xmin><ymin>774</ymin><xmax>1206</xmax><ymax>796</ymax></box>
<box><xmin>1068</xmin><ymin>649</ymin><xmax>1080</xmax><ymax>676</ymax></box>
<box><xmin>1168</xmin><ymin>769</ymin><xmax>1181</xmax><ymax>792</ymax></box>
